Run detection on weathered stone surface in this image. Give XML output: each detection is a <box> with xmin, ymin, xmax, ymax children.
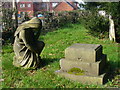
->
<box><xmin>56</xmin><ymin>43</ymin><xmax>108</xmax><ymax>85</ymax></box>
<box><xmin>60</xmin><ymin>54</ymin><xmax>107</xmax><ymax>76</ymax></box>
<box><xmin>55</xmin><ymin>70</ymin><xmax>108</xmax><ymax>85</ymax></box>
<box><xmin>13</xmin><ymin>17</ymin><xmax>45</xmax><ymax>69</ymax></box>
<box><xmin>65</xmin><ymin>43</ymin><xmax>102</xmax><ymax>62</ymax></box>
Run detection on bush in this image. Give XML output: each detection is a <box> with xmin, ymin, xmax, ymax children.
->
<box><xmin>2</xmin><ymin>8</ymin><xmax>16</xmax><ymax>44</ymax></box>
<box><xmin>79</xmin><ymin>11</ymin><xmax>109</xmax><ymax>39</ymax></box>
<box><xmin>35</xmin><ymin>10</ymin><xmax>81</xmax><ymax>34</ymax></box>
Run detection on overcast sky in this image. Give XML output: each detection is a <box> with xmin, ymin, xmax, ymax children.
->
<box><xmin>75</xmin><ymin>0</ymin><xmax>84</xmax><ymax>3</ymax></box>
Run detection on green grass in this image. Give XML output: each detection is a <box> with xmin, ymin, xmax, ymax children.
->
<box><xmin>2</xmin><ymin>23</ymin><xmax>120</xmax><ymax>88</ymax></box>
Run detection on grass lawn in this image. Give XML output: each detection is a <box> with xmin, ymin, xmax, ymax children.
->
<box><xmin>2</xmin><ymin>23</ymin><xmax>120</xmax><ymax>88</ymax></box>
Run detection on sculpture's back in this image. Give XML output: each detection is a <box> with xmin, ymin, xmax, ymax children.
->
<box><xmin>13</xmin><ymin>17</ymin><xmax>45</xmax><ymax>69</ymax></box>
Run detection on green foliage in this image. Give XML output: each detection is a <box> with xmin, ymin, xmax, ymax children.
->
<box><xmin>2</xmin><ymin>24</ymin><xmax>119</xmax><ymax>88</ymax></box>
<box><xmin>109</xmin><ymin>2</ymin><xmax>120</xmax><ymax>42</ymax></box>
<box><xmin>80</xmin><ymin>2</ymin><xmax>120</xmax><ymax>42</ymax></box>
<box><xmin>2</xmin><ymin>8</ymin><xmax>15</xmax><ymax>32</ymax></box>
<box><xmin>2</xmin><ymin>8</ymin><xmax>17</xmax><ymax>44</ymax></box>
<box><xmin>79</xmin><ymin>11</ymin><xmax>109</xmax><ymax>39</ymax></box>
<box><xmin>80</xmin><ymin>2</ymin><xmax>101</xmax><ymax>11</ymax></box>
<box><xmin>97</xmin><ymin>2</ymin><xmax>120</xmax><ymax>41</ymax></box>
<box><xmin>36</xmin><ymin>11</ymin><xmax>80</xmax><ymax>34</ymax></box>
<box><xmin>36</xmin><ymin>10</ymin><xmax>110</xmax><ymax>39</ymax></box>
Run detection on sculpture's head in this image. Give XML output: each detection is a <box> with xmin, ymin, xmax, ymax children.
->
<box><xmin>21</xmin><ymin>17</ymin><xmax>42</xmax><ymax>29</ymax></box>
<box><xmin>15</xmin><ymin>17</ymin><xmax>42</xmax><ymax>36</ymax></box>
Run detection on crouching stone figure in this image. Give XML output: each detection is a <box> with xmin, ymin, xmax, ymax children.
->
<box><xmin>13</xmin><ymin>17</ymin><xmax>45</xmax><ymax>69</ymax></box>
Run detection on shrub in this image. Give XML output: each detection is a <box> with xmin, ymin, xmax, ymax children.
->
<box><xmin>79</xmin><ymin>11</ymin><xmax>109</xmax><ymax>39</ymax></box>
<box><xmin>2</xmin><ymin>8</ymin><xmax>16</xmax><ymax>44</ymax></box>
<box><xmin>36</xmin><ymin>10</ymin><xmax>81</xmax><ymax>34</ymax></box>
<box><xmin>2</xmin><ymin>8</ymin><xmax>15</xmax><ymax>32</ymax></box>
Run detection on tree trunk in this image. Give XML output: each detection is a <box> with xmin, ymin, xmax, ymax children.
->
<box><xmin>12</xmin><ymin>0</ymin><xmax>18</xmax><ymax>29</ymax></box>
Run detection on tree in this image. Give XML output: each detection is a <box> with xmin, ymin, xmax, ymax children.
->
<box><xmin>1</xmin><ymin>1</ymin><xmax>18</xmax><ymax>44</ymax></box>
<box><xmin>12</xmin><ymin>0</ymin><xmax>18</xmax><ymax>29</ymax></box>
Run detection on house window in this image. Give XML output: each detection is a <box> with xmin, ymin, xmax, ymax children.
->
<box><xmin>27</xmin><ymin>4</ymin><xmax>31</xmax><ymax>7</ymax></box>
<box><xmin>41</xmin><ymin>3</ymin><xmax>47</xmax><ymax>8</ymax></box>
<box><xmin>20</xmin><ymin>4</ymin><xmax>25</xmax><ymax>8</ymax></box>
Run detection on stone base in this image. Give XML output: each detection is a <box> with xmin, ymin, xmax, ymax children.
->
<box><xmin>60</xmin><ymin>54</ymin><xmax>107</xmax><ymax>76</ymax></box>
<box><xmin>55</xmin><ymin>70</ymin><xmax>108</xmax><ymax>85</ymax></box>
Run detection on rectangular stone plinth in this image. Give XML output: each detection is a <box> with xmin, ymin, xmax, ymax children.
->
<box><xmin>60</xmin><ymin>54</ymin><xmax>107</xmax><ymax>76</ymax></box>
<box><xmin>65</xmin><ymin>43</ymin><xmax>102</xmax><ymax>62</ymax></box>
<box><xmin>55</xmin><ymin>70</ymin><xmax>108</xmax><ymax>85</ymax></box>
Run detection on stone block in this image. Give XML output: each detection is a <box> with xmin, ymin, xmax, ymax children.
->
<box><xmin>56</xmin><ymin>43</ymin><xmax>108</xmax><ymax>85</ymax></box>
<box><xmin>55</xmin><ymin>70</ymin><xmax>108</xmax><ymax>85</ymax></box>
<box><xmin>60</xmin><ymin>54</ymin><xmax>107</xmax><ymax>76</ymax></box>
<box><xmin>65</xmin><ymin>43</ymin><xmax>102</xmax><ymax>62</ymax></box>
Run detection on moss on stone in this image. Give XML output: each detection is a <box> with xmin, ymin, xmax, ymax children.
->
<box><xmin>68</xmin><ymin>67</ymin><xmax>85</xmax><ymax>75</ymax></box>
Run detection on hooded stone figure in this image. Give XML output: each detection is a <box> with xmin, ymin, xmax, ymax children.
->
<box><xmin>13</xmin><ymin>17</ymin><xmax>45</xmax><ymax>69</ymax></box>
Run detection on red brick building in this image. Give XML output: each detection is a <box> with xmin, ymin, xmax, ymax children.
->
<box><xmin>17</xmin><ymin>2</ymin><xmax>35</xmax><ymax>17</ymax></box>
<box><xmin>17</xmin><ymin>0</ymin><xmax>78</xmax><ymax>17</ymax></box>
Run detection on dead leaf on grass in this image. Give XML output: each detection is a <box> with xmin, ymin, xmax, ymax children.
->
<box><xmin>0</xmin><ymin>79</ymin><xmax>4</xmax><ymax>82</ymax></box>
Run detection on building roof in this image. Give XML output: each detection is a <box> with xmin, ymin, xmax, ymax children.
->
<box><xmin>64</xmin><ymin>0</ymin><xmax>78</xmax><ymax>9</ymax></box>
<box><xmin>53</xmin><ymin>0</ymin><xmax>78</xmax><ymax>10</ymax></box>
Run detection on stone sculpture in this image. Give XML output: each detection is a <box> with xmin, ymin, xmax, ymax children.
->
<box><xmin>13</xmin><ymin>17</ymin><xmax>45</xmax><ymax>69</ymax></box>
<box><xmin>109</xmin><ymin>15</ymin><xmax>116</xmax><ymax>42</ymax></box>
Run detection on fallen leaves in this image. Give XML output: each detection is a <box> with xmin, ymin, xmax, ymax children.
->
<box><xmin>0</xmin><ymin>79</ymin><xmax>4</xmax><ymax>82</ymax></box>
